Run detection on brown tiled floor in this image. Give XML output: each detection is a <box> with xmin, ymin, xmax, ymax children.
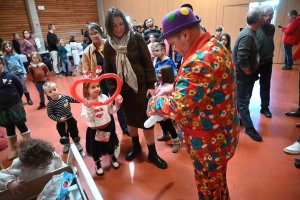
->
<box><xmin>1</xmin><ymin>64</ymin><xmax>300</xmax><ymax>200</ymax></box>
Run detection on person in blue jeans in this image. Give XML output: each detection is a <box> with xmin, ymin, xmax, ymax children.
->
<box><xmin>279</xmin><ymin>10</ymin><xmax>300</xmax><ymax>70</ymax></box>
<box><xmin>57</xmin><ymin>39</ymin><xmax>76</xmax><ymax>77</ymax></box>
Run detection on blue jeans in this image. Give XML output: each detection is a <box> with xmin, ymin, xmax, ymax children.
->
<box><xmin>236</xmin><ymin>80</ymin><xmax>255</xmax><ymax>128</ymax></box>
<box><xmin>16</xmin><ymin>74</ymin><xmax>28</xmax><ymax>93</ymax></box>
<box><xmin>36</xmin><ymin>81</ymin><xmax>50</xmax><ymax>103</ymax></box>
<box><xmin>284</xmin><ymin>43</ymin><xmax>293</xmax><ymax>67</ymax></box>
<box><xmin>61</xmin><ymin>59</ymin><xmax>72</xmax><ymax>73</ymax></box>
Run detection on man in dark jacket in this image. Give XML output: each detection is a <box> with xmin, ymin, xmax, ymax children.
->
<box><xmin>12</xmin><ymin>33</ymin><xmax>21</xmax><ymax>54</ymax></box>
<box><xmin>280</xmin><ymin>10</ymin><xmax>300</xmax><ymax>69</ymax></box>
<box><xmin>47</xmin><ymin>24</ymin><xmax>62</xmax><ymax>76</ymax></box>
<box><xmin>232</xmin><ymin>7</ymin><xmax>266</xmax><ymax>142</ymax></box>
<box><xmin>142</xmin><ymin>18</ymin><xmax>162</xmax><ymax>43</ymax></box>
<box><xmin>249</xmin><ymin>5</ymin><xmax>275</xmax><ymax>118</ymax></box>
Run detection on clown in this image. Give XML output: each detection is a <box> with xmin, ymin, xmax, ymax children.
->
<box><xmin>147</xmin><ymin>7</ymin><xmax>239</xmax><ymax>199</ymax></box>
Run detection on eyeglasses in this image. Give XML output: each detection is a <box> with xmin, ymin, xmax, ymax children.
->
<box><xmin>221</xmin><ymin>38</ymin><xmax>227</xmax><ymax>41</ymax></box>
<box><xmin>89</xmin><ymin>31</ymin><xmax>99</xmax><ymax>37</ymax></box>
<box><xmin>260</xmin><ymin>14</ymin><xmax>267</xmax><ymax>19</ymax></box>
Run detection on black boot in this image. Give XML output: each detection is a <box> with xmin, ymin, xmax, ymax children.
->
<box><xmin>24</xmin><ymin>92</ymin><xmax>33</xmax><ymax>105</ymax></box>
<box><xmin>147</xmin><ymin>143</ymin><xmax>168</xmax><ymax>169</ymax></box>
<box><xmin>125</xmin><ymin>136</ymin><xmax>142</xmax><ymax>161</ymax></box>
<box><xmin>37</xmin><ymin>102</ymin><xmax>46</xmax><ymax>110</ymax></box>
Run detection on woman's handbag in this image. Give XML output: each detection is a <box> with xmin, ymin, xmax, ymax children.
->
<box><xmin>95</xmin><ymin>130</ymin><xmax>111</xmax><ymax>142</ymax></box>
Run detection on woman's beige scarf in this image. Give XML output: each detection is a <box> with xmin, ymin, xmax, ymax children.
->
<box><xmin>108</xmin><ymin>31</ymin><xmax>138</xmax><ymax>93</ymax></box>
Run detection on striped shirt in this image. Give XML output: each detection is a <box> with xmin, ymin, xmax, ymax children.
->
<box><xmin>47</xmin><ymin>94</ymin><xmax>78</xmax><ymax>122</ymax></box>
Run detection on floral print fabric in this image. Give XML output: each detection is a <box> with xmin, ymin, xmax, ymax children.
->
<box><xmin>148</xmin><ymin>33</ymin><xmax>240</xmax><ymax>199</ymax></box>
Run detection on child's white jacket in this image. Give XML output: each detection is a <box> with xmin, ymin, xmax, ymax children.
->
<box><xmin>0</xmin><ymin>152</ymin><xmax>66</xmax><ymax>191</ymax></box>
<box><xmin>81</xmin><ymin>94</ymin><xmax>119</xmax><ymax>128</ymax></box>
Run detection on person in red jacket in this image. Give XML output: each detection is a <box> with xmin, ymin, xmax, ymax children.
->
<box><xmin>279</xmin><ymin>10</ymin><xmax>300</xmax><ymax>70</ymax></box>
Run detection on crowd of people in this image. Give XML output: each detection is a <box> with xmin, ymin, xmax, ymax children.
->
<box><xmin>0</xmin><ymin>3</ymin><xmax>300</xmax><ymax>199</ymax></box>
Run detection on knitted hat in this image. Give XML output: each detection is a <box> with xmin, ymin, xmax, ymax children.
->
<box><xmin>160</xmin><ymin>7</ymin><xmax>201</xmax><ymax>40</ymax></box>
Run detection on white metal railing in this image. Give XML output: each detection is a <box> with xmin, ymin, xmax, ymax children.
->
<box><xmin>67</xmin><ymin>144</ymin><xmax>103</xmax><ymax>200</ymax></box>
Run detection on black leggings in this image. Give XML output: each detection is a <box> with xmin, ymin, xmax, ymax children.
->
<box><xmin>6</xmin><ymin>123</ymin><xmax>29</xmax><ymax>137</ymax></box>
<box><xmin>159</xmin><ymin>119</ymin><xmax>178</xmax><ymax>139</ymax></box>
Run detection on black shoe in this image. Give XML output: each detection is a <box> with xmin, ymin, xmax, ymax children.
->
<box><xmin>65</xmin><ymin>73</ymin><xmax>69</xmax><ymax>77</ymax></box>
<box><xmin>147</xmin><ymin>144</ymin><xmax>168</xmax><ymax>169</ymax></box>
<box><xmin>125</xmin><ymin>144</ymin><xmax>142</xmax><ymax>161</ymax></box>
<box><xmin>37</xmin><ymin>102</ymin><xmax>46</xmax><ymax>110</ymax></box>
<box><xmin>245</xmin><ymin>128</ymin><xmax>262</xmax><ymax>142</ymax></box>
<box><xmin>70</xmin><ymin>72</ymin><xmax>76</xmax><ymax>77</ymax></box>
<box><xmin>24</xmin><ymin>92</ymin><xmax>33</xmax><ymax>105</ymax></box>
<box><xmin>148</xmin><ymin>154</ymin><xmax>168</xmax><ymax>169</ymax></box>
<box><xmin>56</xmin><ymin>72</ymin><xmax>63</xmax><ymax>76</ymax></box>
<box><xmin>27</xmin><ymin>99</ymin><xmax>33</xmax><ymax>105</ymax></box>
<box><xmin>281</xmin><ymin>65</ymin><xmax>292</xmax><ymax>70</ymax></box>
<box><xmin>285</xmin><ymin>110</ymin><xmax>300</xmax><ymax>117</ymax></box>
<box><xmin>296</xmin><ymin>122</ymin><xmax>300</xmax><ymax>128</ymax></box>
<box><xmin>260</xmin><ymin>108</ymin><xmax>272</xmax><ymax>118</ymax></box>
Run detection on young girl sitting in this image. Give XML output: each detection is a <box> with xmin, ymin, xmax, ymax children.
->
<box><xmin>81</xmin><ymin>81</ymin><xmax>123</xmax><ymax>176</ymax></box>
<box><xmin>28</xmin><ymin>52</ymin><xmax>50</xmax><ymax>110</ymax></box>
<box><xmin>1</xmin><ymin>40</ymin><xmax>33</xmax><ymax>105</ymax></box>
<box><xmin>156</xmin><ymin>65</ymin><xmax>180</xmax><ymax>153</ymax></box>
<box><xmin>0</xmin><ymin>138</ymin><xmax>66</xmax><ymax>196</ymax></box>
<box><xmin>0</xmin><ymin>57</ymin><xmax>31</xmax><ymax>160</ymax></box>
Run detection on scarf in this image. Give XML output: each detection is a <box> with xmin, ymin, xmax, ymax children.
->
<box><xmin>108</xmin><ymin>31</ymin><xmax>138</xmax><ymax>93</ymax></box>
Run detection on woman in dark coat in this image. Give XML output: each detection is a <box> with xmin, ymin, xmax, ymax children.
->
<box><xmin>103</xmin><ymin>7</ymin><xmax>167</xmax><ymax>169</ymax></box>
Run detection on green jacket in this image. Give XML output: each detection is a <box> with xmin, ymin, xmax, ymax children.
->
<box><xmin>58</xmin><ymin>45</ymin><xmax>68</xmax><ymax>60</ymax></box>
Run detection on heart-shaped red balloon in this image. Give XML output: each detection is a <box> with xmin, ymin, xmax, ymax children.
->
<box><xmin>70</xmin><ymin>73</ymin><xmax>122</xmax><ymax>106</ymax></box>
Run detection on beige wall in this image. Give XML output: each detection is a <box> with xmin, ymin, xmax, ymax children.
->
<box><xmin>102</xmin><ymin>0</ymin><xmax>300</xmax><ymax>64</ymax></box>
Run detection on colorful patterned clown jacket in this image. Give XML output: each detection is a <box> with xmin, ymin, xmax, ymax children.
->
<box><xmin>148</xmin><ymin>32</ymin><xmax>240</xmax><ymax>164</ymax></box>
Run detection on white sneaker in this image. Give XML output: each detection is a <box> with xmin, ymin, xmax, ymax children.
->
<box><xmin>284</xmin><ymin>142</ymin><xmax>300</xmax><ymax>154</ymax></box>
<box><xmin>63</xmin><ymin>144</ymin><xmax>70</xmax><ymax>154</ymax></box>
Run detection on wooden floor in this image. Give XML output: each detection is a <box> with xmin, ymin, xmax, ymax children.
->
<box><xmin>1</xmin><ymin>63</ymin><xmax>300</xmax><ymax>200</ymax></box>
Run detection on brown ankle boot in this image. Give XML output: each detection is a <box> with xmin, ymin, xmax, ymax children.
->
<box><xmin>157</xmin><ymin>132</ymin><xmax>171</xmax><ymax>141</ymax></box>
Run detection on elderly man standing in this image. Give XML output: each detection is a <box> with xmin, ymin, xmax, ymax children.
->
<box><xmin>232</xmin><ymin>8</ymin><xmax>266</xmax><ymax>142</ymax></box>
<box><xmin>249</xmin><ymin>5</ymin><xmax>275</xmax><ymax>118</ymax></box>
<box><xmin>147</xmin><ymin>8</ymin><xmax>239</xmax><ymax>199</ymax></box>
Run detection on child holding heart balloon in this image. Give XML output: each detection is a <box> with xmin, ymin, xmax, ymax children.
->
<box><xmin>81</xmin><ymin>81</ymin><xmax>123</xmax><ymax>176</ymax></box>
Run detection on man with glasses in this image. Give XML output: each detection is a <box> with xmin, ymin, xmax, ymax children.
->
<box><xmin>279</xmin><ymin>10</ymin><xmax>300</xmax><ymax>70</ymax></box>
<box><xmin>249</xmin><ymin>5</ymin><xmax>275</xmax><ymax>119</ymax></box>
<box><xmin>232</xmin><ymin>7</ymin><xmax>265</xmax><ymax>142</ymax></box>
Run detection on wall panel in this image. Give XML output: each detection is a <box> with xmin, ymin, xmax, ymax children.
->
<box><xmin>103</xmin><ymin>0</ymin><xmax>117</xmax><ymax>16</ymax></box>
<box><xmin>223</xmin><ymin>4</ymin><xmax>249</xmax><ymax>46</ymax></box>
<box><xmin>131</xmin><ymin>0</ymin><xmax>149</xmax><ymax>25</ymax></box>
<box><xmin>0</xmin><ymin>0</ymin><xmax>31</xmax><ymax>42</ymax></box>
<box><xmin>36</xmin><ymin>0</ymin><xmax>99</xmax><ymax>44</ymax></box>
<box><xmin>167</xmin><ymin>0</ymin><xmax>190</xmax><ymax>12</ymax></box>
<box><xmin>116</xmin><ymin>0</ymin><xmax>132</xmax><ymax>18</ymax></box>
<box><xmin>148</xmin><ymin>0</ymin><xmax>168</xmax><ymax>28</ymax></box>
<box><xmin>191</xmin><ymin>0</ymin><xmax>218</xmax><ymax>34</ymax></box>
